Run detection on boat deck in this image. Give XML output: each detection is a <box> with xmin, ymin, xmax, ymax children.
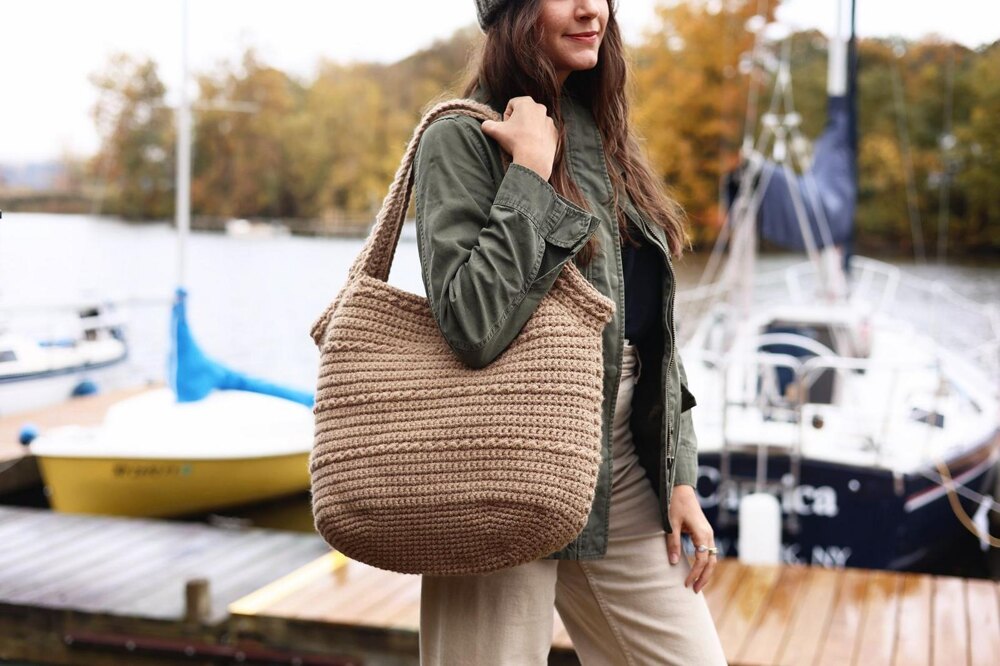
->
<box><xmin>0</xmin><ymin>384</ymin><xmax>159</xmax><ymax>495</ymax></box>
<box><xmin>2</xmin><ymin>503</ymin><xmax>997</xmax><ymax>665</ymax></box>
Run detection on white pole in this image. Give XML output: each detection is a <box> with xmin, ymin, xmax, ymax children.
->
<box><xmin>827</xmin><ymin>0</ymin><xmax>847</xmax><ymax>97</ymax></box>
<box><xmin>819</xmin><ymin>0</ymin><xmax>849</xmax><ymax>301</ymax></box>
<box><xmin>175</xmin><ymin>0</ymin><xmax>191</xmax><ymax>289</ymax></box>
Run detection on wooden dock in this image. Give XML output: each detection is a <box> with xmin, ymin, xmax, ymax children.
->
<box><xmin>0</xmin><ymin>505</ymin><xmax>356</xmax><ymax>665</ymax></box>
<box><xmin>0</xmin><ymin>384</ymin><xmax>158</xmax><ymax>495</ymax></box>
<box><xmin>226</xmin><ymin>549</ymin><xmax>1000</xmax><ymax>666</ymax></box>
<box><xmin>1</xmin><ymin>504</ymin><xmax>998</xmax><ymax>664</ymax></box>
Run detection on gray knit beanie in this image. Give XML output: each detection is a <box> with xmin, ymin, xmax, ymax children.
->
<box><xmin>475</xmin><ymin>0</ymin><xmax>519</xmax><ymax>30</ymax></box>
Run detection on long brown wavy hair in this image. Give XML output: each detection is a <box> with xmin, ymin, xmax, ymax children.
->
<box><xmin>441</xmin><ymin>0</ymin><xmax>690</xmax><ymax>263</ymax></box>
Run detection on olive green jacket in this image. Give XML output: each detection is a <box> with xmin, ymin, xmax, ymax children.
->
<box><xmin>412</xmin><ymin>84</ymin><xmax>700</xmax><ymax>559</ymax></box>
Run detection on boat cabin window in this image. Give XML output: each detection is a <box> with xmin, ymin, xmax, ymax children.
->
<box><xmin>760</xmin><ymin>320</ymin><xmax>838</xmax><ymax>405</ymax></box>
<box><xmin>0</xmin><ymin>350</ymin><xmax>16</xmax><ymax>363</ymax></box>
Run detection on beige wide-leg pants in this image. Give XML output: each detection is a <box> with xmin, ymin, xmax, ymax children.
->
<box><xmin>419</xmin><ymin>340</ymin><xmax>728</xmax><ymax>665</ymax></box>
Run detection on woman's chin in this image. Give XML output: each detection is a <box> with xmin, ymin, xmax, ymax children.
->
<box><xmin>563</xmin><ymin>55</ymin><xmax>599</xmax><ymax>73</ymax></box>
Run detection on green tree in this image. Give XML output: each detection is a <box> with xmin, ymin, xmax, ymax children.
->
<box><xmin>954</xmin><ymin>42</ymin><xmax>1000</xmax><ymax>249</ymax></box>
<box><xmin>192</xmin><ymin>47</ymin><xmax>303</xmax><ymax>219</ymax></box>
<box><xmin>284</xmin><ymin>62</ymin><xmax>395</xmax><ymax>224</ymax></box>
<box><xmin>88</xmin><ymin>53</ymin><xmax>174</xmax><ymax>220</ymax></box>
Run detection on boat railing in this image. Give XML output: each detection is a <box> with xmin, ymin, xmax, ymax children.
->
<box><xmin>696</xmin><ymin>347</ymin><xmax>807</xmax><ymax>532</ymax></box>
<box><xmin>698</xmin><ymin>345</ymin><xmax>942</xmax><ymax>441</ymax></box>
<box><xmin>679</xmin><ymin>255</ymin><xmax>1000</xmax><ymax>391</ymax></box>
<box><xmin>692</xmin><ymin>342</ymin><xmax>951</xmax><ymax>530</ymax></box>
<box><xmin>784</xmin><ymin>256</ymin><xmax>1000</xmax><ymax>380</ymax></box>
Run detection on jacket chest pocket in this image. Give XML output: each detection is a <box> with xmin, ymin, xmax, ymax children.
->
<box><xmin>680</xmin><ymin>383</ymin><xmax>697</xmax><ymax>413</ymax></box>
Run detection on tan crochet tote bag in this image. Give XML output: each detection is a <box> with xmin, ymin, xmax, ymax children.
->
<box><xmin>307</xmin><ymin>97</ymin><xmax>615</xmax><ymax>576</ymax></box>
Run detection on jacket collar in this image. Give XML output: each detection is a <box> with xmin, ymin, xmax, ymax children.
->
<box><xmin>469</xmin><ymin>77</ymin><xmax>586</xmax><ymax>123</ymax></box>
<box><xmin>469</xmin><ymin>77</ymin><xmax>505</xmax><ymax>114</ymax></box>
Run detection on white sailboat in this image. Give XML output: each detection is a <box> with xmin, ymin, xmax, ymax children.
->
<box><xmin>680</xmin><ymin>0</ymin><xmax>1000</xmax><ymax>569</ymax></box>
<box><xmin>0</xmin><ymin>300</ymin><xmax>129</xmax><ymax>416</ymax></box>
<box><xmin>27</xmin><ymin>0</ymin><xmax>316</xmax><ymax>518</ymax></box>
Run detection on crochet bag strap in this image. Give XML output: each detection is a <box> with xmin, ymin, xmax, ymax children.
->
<box><xmin>310</xmin><ymin>98</ymin><xmax>504</xmax><ymax>345</ymax></box>
<box><xmin>349</xmin><ymin>98</ymin><xmax>512</xmax><ymax>286</ymax></box>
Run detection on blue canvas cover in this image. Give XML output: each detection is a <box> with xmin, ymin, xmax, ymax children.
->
<box><xmin>167</xmin><ymin>287</ymin><xmax>314</xmax><ymax>407</ymax></box>
<box><xmin>754</xmin><ymin>94</ymin><xmax>857</xmax><ymax>252</ymax></box>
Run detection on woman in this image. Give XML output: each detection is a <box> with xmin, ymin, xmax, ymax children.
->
<box><xmin>412</xmin><ymin>0</ymin><xmax>727</xmax><ymax>663</ymax></box>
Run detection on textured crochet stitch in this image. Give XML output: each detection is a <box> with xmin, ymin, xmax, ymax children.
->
<box><xmin>308</xmin><ymin>98</ymin><xmax>615</xmax><ymax>576</ymax></box>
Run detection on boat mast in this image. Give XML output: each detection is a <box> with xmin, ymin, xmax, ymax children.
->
<box><xmin>175</xmin><ymin>0</ymin><xmax>191</xmax><ymax>290</ymax></box>
<box><xmin>847</xmin><ymin>0</ymin><xmax>858</xmax><ymax>277</ymax></box>
<box><xmin>816</xmin><ymin>0</ymin><xmax>851</xmax><ymax>302</ymax></box>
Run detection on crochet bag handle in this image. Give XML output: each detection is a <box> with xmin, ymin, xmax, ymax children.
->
<box><xmin>352</xmin><ymin>99</ymin><xmax>514</xmax><ymax>285</ymax></box>
<box><xmin>310</xmin><ymin>99</ymin><xmax>507</xmax><ymax>344</ymax></box>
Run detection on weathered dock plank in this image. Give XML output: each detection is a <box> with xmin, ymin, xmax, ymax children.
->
<box><xmin>776</xmin><ymin>566</ymin><xmax>840</xmax><ymax>665</ymax></box>
<box><xmin>967</xmin><ymin>577</ymin><xmax>1000</xmax><ymax>666</ymax></box>
<box><xmin>737</xmin><ymin>562</ymin><xmax>808</xmax><ymax>665</ymax></box>
<box><xmin>716</xmin><ymin>562</ymin><xmax>782</xmax><ymax>662</ymax></box>
<box><xmin>825</xmin><ymin>568</ymin><xmax>872</xmax><ymax>664</ymax></box>
<box><xmin>892</xmin><ymin>573</ymin><xmax>933</xmax><ymax>666</ymax></box>
<box><xmin>855</xmin><ymin>570</ymin><xmax>902</xmax><ymax>665</ymax></box>
<box><xmin>227</xmin><ymin>555</ymin><xmax>1000</xmax><ymax>666</ymax></box>
<box><xmin>0</xmin><ymin>505</ymin><xmax>329</xmax><ymax>623</ymax></box>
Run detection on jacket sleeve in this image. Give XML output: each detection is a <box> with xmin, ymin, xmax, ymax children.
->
<box><xmin>672</xmin><ymin>352</ymin><xmax>699</xmax><ymax>488</ymax></box>
<box><xmin>413</xmin><ymin>116</ymin><xmax>602</xmax><ymax>369</ymax></box>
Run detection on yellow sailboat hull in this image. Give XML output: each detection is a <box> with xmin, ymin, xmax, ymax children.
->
<box><xmin>36</xmin><ymin>452</ymin><xmax>310</xmax><ymax>518</ymax></box>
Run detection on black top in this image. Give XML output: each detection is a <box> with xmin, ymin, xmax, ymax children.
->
<box><xmin>620</xmin><ymin>216</ymin><xmax>663</xmax><ymax>350</ymax></box>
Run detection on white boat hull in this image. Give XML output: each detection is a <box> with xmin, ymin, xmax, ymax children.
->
<box><xmin>0</xmin><ymin>354</ymin><xmax>130</xmax><ymax>416</ymax></box>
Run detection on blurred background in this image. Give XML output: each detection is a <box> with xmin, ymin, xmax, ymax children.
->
<box><xmin>1</xmin><ymin>0</ymin><xmax>995</xmax><ymax>406</ymax></box>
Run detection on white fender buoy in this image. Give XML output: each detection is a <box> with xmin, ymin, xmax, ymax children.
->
<box><xmin>738</xmin><ymin>492</ymin><xmax>782</xmax><ymax>564</ymax></box>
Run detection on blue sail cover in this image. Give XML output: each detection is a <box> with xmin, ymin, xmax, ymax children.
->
<box><xmin>167</xmin><ymin>287</ymin><xmax>314</xmax><ymax>407</ymax></box>
<box><xmin>753</xmin><ymin>94</ymin><xmax>857</xmax><ymax>251</ymax></box>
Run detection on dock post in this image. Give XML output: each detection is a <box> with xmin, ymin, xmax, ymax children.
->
<box><xmin>184</xmin><ymin>577</ymin><xmax>211</xmax><ymax>624</ymax></box>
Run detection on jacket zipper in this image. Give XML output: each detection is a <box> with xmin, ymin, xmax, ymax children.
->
<box><xmin>604</xmin><ymin>215</ymin><xmax>625</xmax><ymax>552</ymax></box>
<box><xmin>626</xmin><ymin>205</ymin><xmax>678</xmax><ymax>529</ymax></box>
<box><xmin>664</xmin><ymin>252</ymin><xmax>677</xmax><ymax>461</ymax></box>
<box><xmin>663</xmin><ymin>252</ymin><xmax>678</xmax><ymax>525</ymax></box>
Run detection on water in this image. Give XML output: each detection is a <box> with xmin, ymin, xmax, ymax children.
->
<box><xmin>0</xmin><ymin>212</ymin><xmax>403</xmax><ymax>392</ymax></box>
<box><xmin>2</xmin><ymin>212</ymin><xmax>996</xmax><ymax>392</ymax></box>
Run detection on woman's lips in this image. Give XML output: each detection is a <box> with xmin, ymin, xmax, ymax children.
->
<box><xmin>566</xmin><ymin>32</ymin><xmax>598</xmax><ymax>44</ymax></box>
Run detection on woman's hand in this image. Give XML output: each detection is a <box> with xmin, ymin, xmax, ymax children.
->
<box><xmin>481</xmin><ymin>96</ymin><xmax>559</xmax><ymax>181</ymax></box>
<box><xmin>667</xmin><ymin>484</ymin><xmax>717</xmax><ymax>594</ymax></box>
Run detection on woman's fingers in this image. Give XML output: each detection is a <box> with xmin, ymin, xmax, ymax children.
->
<box><xmin>504</xmin><ymin>96</ymin><xmax>525</xmax><ymax>121</ymax></box>
<box><xmin>685</xmin><ymin>548</ymin><xmax>708</xmax><ymax>589</ymax></box>
<box><xmin>684</xmin><ymin>525</ymin><xmax>717</xmax><ymax>590</ymax></box>
<box><xmin>693</xmin><ymin>554</ymin><xmax>717</xmax><ymax>593</ymax></box>
<box><xmin>666</xmin><ymin>526</ymin><xmax>682</xmax><ymax>565</ymax></box>
<box><xmin>486</xmin><ymin>96</ymin><xmax>557</xmax><ymax>181</ymax></box>
<box><xmin>668</xmin><ymin>485</ymin><xmax>717</xmax><ymax>591</ymax></box>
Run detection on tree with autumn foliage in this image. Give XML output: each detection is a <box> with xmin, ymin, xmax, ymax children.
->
<box><xmin>80</xmin><ymin>5</ymin><xmax>997</xmax><ymax>254</ymax></box>
<box><xmin>630</xmin><ymin>0</ymin><xmax>777</xmax><ymax>243</ymax></box>
<box><xmin>191</xmin><ymin>48</ymin><xmax>302</xmax><ymax>220</ymax></box>
<box><xmin>88</xmin><ymin>53</ymin><xmax>175</xmax><ymax>220</ymax></box>
<box><xmin>629</xmin><ymin>0</ymin><xmax>997</xmax><ymax>255</ymax></box>
<box><xmin>953</xmin><ymin>42</ymin><xmax>1000</xmax><ymax>250</ymax></box>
